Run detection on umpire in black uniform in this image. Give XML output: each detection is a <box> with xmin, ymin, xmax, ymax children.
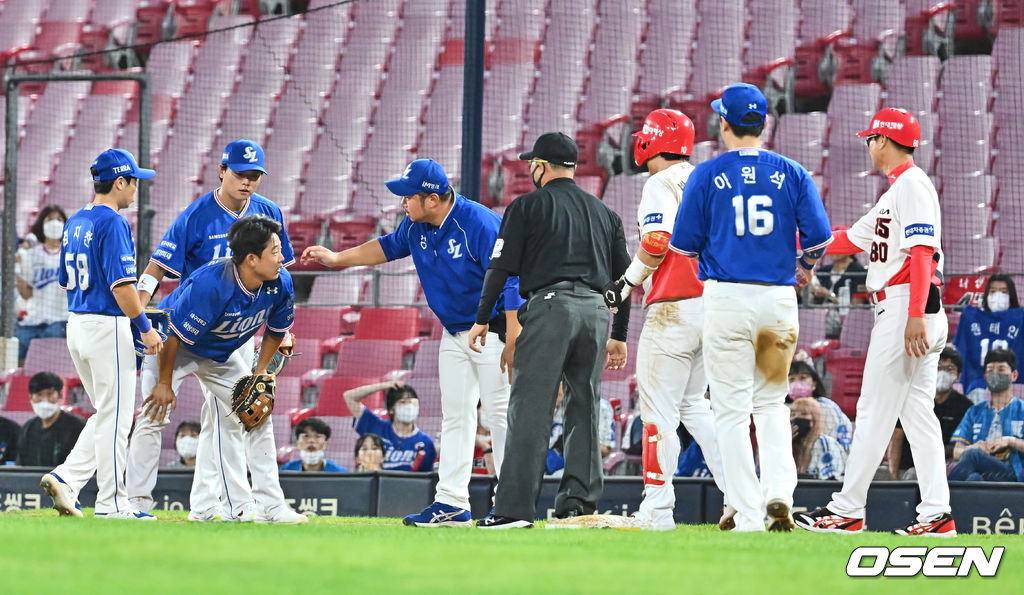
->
<box><xmin>468</xmin><ymin>132</ymin><xmax>631</xmax><ymax>528</ymax></box>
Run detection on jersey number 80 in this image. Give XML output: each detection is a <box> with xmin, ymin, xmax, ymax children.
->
<box><xmin>64</xmin><ymin>253</ymin><xmax>90</xmax><ymax>290</ymax></box>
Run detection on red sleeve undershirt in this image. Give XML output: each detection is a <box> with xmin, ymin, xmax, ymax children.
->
<box><xmin>908</xmin><ymin>245</ymin><xmax>935</xmax><ymax>318</ymax></box>
<box><xmin>824</xmin><ymin>230</ymin><xmax>862</xmax><ymax>255</ymax></box>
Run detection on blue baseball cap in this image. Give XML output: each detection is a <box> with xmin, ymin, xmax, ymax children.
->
<box><xmin>91</xmin><ymin>149</ymin><xmax>155</xmax><ymax>181</ymax></box>
<box><xmin>221</xmin><ymin>139</ymin><xmax>268</xmax><ymax>174</ymax></box>
<box><xmin>384</xmin><ymin>159</ymin><xmax>450</xmax><ymax>196</ymax></box>
<box><xmin>710</xmin><ymin>83</ymin><xmax>768</xmax><ymax>127</ymax></box>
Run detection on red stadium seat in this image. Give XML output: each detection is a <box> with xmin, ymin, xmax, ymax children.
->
<box><xmin>354</xmin><ymin>307</ymin><xmax>421</xmax><ymax>340</ymax></box>
<box><xmin>329</xmin><ymin>338</ymin><xmax>418</xmax><ymax>377</ymax></box>
<box><xmin>825</xmin><ymin>349</ymin><xmax>867</xmax><ymax>419</ymax></box>
<box><xmin>290</xmin><ymin>306</ymin><xmax>347</xmax><ymax>340</ymax></box>
<box><xmin>315</xmin><ymin>375</ymin><xmax>384</xmax><ymax>416</ymax></box>
<box><xmin>0</xmin><ymin>372</ymin><xmax>34</xmax><ymax>412</ymax></box>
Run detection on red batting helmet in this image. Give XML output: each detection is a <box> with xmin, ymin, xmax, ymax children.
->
<box><xmin>856</xmin><ymin>107</ymin><xmax>921</xmax><ymax>148</ymax></box>
<box><xmin>632</xmin><ymin>109</ymin><xmax>695</xmax><ymax>167</ymax></box>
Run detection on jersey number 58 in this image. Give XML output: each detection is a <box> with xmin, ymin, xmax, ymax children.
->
<box><xmin>64</xmin><ymin>253</ymin><xmax>90</xmax><ymax>290</ymax></box>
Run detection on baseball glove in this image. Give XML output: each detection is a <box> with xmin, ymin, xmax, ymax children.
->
<box><xmin>230</xmin><ymin>373</ymin><xmax>276</xmax><ymax>431</ymax></box>
<box><xmin>133</xmin><ymin>308</ymin><xmax>171</xmax><ymax>357</ymax></box>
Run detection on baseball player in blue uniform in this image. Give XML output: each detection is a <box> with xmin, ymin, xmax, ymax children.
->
<box><xmin>302</xmin><ymin>159</ymin><xmax>523</xmax><ymax>526</ymax></box>
<box><xmin>142</xmin><ymin>215</ymin><xmax>302</xmax><ymax>522</ymax></box>
<box><xmin>670</xmin><ymin>84</ymin><xmax>833</xmax><ymax>532</ymax></box>
<box><xmin>126</xmin><ymin>139</ymin><xmax>300</xmax><ymax>521</ymax></box>
<box><xmin>40</xmin><ymin>149</ymin><xmax>163</xmax><ymax>520</ymax></box>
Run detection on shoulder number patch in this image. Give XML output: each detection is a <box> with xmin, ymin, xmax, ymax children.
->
<box><xmin>491</xmin><ymin>238</ymin><xmax>504</xmax><ymax>259</ymax></box>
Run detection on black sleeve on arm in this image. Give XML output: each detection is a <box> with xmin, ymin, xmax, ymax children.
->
<box><xmin>611</xmin><ymin>297</ymin><xmax>630</xmax><ymax>342</ymax></box>
<box><xmin>476</xmin><ymin>268</ymin><xmax>511</xmax><ymax>325</ymax></box>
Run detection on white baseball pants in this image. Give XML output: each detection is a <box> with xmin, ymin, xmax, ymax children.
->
<box><xmin>634</xmin><ymin>298</ymin><xmax>726</xmax><ymax>527</ymax></box>
<box><xmin>127</xmin><ymin>338</ymin><xmax>288</xmax><ymax>515</ymax></box>
<box><xmin>434</xmin><ymin>330</ymin><xmax>509</xmax><ymax>510</ymax></box>
<box><xmin>53</xmin><ymin>314</ymin><xmax>137</xmax><ymax>514</ymax></box>
<box><xmin>702</xmin><ymin>281</ymin><xmax>799</xmax><ymax>532</ymax></box>
<box><xmin>828</xmin><ymin>285</ymin><xmax>950</xmax><ymax>522</ymax></box>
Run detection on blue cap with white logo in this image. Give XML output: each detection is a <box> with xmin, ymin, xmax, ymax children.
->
<box><xmin>91</xmin><ymin>149</ymin><xmax>156</xmax><ymax>181</ymax></box>
<box><xmin>710</xmin><ymin>83</ymin><xmax>768</xmax><ymax>127</ymax></box>
<box><xmin>384</xmin><ymin>159</ymin><xmax>450</xmax><ymax>197</ymax></box>
<box><xmin>222</xmin><ymin>139</ymin><xmax>268</xmax><ymax>174</ymax></box>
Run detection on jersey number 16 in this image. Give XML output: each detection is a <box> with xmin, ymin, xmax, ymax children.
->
<box><xmin>732</xmin><ymin>195</ymin><xmax>775</xmax><ymax>236</ymax></box>
<box><xmin>64</xmin><ymin>253</ymin><xmax>90</xmax><ymax>290</ymax></box>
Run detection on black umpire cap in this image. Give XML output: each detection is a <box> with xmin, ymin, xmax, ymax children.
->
<box><xmin>519</xmin><ymin>132</ymin><xmax>578</xmax><ymax>168</ymax></box>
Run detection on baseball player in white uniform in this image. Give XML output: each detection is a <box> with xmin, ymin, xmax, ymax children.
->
<box><xmin>795</xmin><ymin>108</ymin><xmax>956</xmax><ymax>536</ymax></box>
<box><xmin>126</xmin><ymin>139</ymin><xmax>302</xmax><ymax>523</ymax></box>
<box><xmin>142</xmin><ymin>215</ymin><xmax>302</xmax><ymax>522</ymax></box>
<box><xmin>670</xmin><ymin>84</ymin><xmax>833</xmax><ymax>533</ymax></box>
<box><xmin>301</xmin><ymin>159</ymin><xmax>522</xmax><ymax>526</ymax></box>
<box><xmin>40</xmin><ymin>149</ymin><xmax>163</xmax><ymax>520</ymax></box>
<box><xmin>604</xmin><ymin>109</ymin><xmax>728</xmax><ymax>531</ymax></box>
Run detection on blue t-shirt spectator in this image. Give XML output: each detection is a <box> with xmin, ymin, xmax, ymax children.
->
<box><xmin>354</xmin><ymin>409</ymin><xmax>435</xmax><ymax>471</ymax></box>
<box><xmin>281</xmin><ymin>459</ymin><xmax>347</xmax><ymax>472</ymax></box>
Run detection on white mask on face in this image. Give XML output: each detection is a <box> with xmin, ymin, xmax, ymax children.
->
<box><xmin>394</xmin><ymin>402</ymin><xmax>419</xmax><ymax>424</ymax></box>
<box><xmin>988</xmin><ymin>292</ymin><xmax>1011</xmax><ymax>312</ymax></box>
<box><xmin>300</xmin><ymin>449</ymin><xmax>326</xmax><ymax>467</ymax></box>
<box><xmin>175</xmin><ymin>436</ymin><xmax>199</xmax><ymax>460</ymax></box>
<box><xmin>935</xmin><ymin>370</ymin><xmax>956</xmax><ymax>394</ymax></box>
<box><xmin>31</xmin><ymin>400</ymin><xmax>61</xmax><ymax>420</ymax></box>
<box><xmin>43</xmin><ymin>219</ymin><xmax>65</xmax><ymax>240</ymax></box>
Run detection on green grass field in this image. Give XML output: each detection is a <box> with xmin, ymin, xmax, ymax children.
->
<box><xmin>1</xmin><ymin>509</ymin><xmax>1020</xmax><ymax>594</ymax></box>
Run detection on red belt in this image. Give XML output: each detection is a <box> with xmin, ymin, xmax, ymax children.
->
<box><xmin>870</xmin><ymin>289</ymin><xmax>886</xmax><ymax>304</ymax></box>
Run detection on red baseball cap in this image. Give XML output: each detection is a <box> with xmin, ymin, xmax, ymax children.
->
<box><xmin>857</xmin><ymin>107</ymin><xmax>920</xmax><ymax>148</ymax></box>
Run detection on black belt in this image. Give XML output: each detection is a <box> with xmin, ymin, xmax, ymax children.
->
<box><xmin>527</xmin><ymin>281</ymin><xmax>600</xmax><ymax>299</ymax></box>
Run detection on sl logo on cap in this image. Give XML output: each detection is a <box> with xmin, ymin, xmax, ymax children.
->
<box><xmin>402</xmin><ymin>165</ymin><xmax>413</xmax><ymax>179</ymax></box>
<box><xmin>243</xmin><ymin>146</ymin><xmax>258</xmax><ymax>163</ymax></box>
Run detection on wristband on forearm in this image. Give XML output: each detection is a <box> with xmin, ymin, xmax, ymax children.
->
<box><xmin>131</xmin><ymin>312</ymin><xmax>152</xmax><ymax>333</ymax></box>
<box><xmin>798</xmin><ymin>255</ymin><xmax>816</xmax><ymax>270</ymax></box>
<box><xmin>138</xmin><ymin>273</ymin><xmax>159</xmax><ymax>296</ymax></box>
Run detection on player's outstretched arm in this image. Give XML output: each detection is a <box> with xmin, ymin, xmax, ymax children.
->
<box><xmin>112</xmin><ymin>282</ymin><xmax>163</xmax><ymax>354</ymax></box>
<box><xmin>301</xmin><ymin>239</ymin><xmax>387</xmax><ymax>268</ymax></box>
<box><xmin>343</xmin><ymin>380</ymin><xmax>402</xmax><ymax>418</ymax></box>
<box><xmin>144</xmin><ymin>334</ymin><xmax>180</xmax><ymax>423</ymax></box>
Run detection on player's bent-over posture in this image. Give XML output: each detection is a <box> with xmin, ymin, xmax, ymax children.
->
<box><xmin>604</xmin><ymin>109</ymin><xmax>728</xmax><ymax>531</ymax></box>
<box><xmin>301</xmin><ymin>159</ymin><xmax>522</xmax><ymax>526</ymax></box>
<box><xmin>143</xmin><ymin>215</ymin><xmax>302</xmax><ymax>523</ymax></box>
<box><xmin>795</xmin><ymin>108</ymin><xmax>956</xmax><ymax>536</ymax></box>
<box><xmin>126</xmin><ymin>139</ymin><xmax>301</xmax><ymax>522</ymax></box>
<box><xmin>40</xmin><ymin>149</ymin><xmax>163</xmax><ymax>520</ymax></box>
<box><xmin>669</xmin><ymin>84</ymin><xmax>833</xmax><ymax>532</ymax></box>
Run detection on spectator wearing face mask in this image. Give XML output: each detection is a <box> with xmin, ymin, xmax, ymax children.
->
<box><xmin>167</xmin><ymin>421</ymin><xmax>200</xmax><ymax>468</ymax></box>
<box><xmin>790</xmin><ymin>397</ymin><xmax>847</xmax><ymax>480</ymax></box>
<box><xmin>281</xmin><ymin>417</ymin><xmax>347</xmax><ymax>472</ymax></box>
<box><xmin>14</xmin><ymin>206</ymin><xmax>70</xmax><ymax>365</ymax></box>
<box><xmin>887</xmin><ymin>347</ymin><xmax>972</xmax><ymax>479</ymax></box>
<box><xmin>948</xmin><ymin>349</ymin><xmax>1024</xmax><ymax>482</ymax></box>
<box><xmin>16</xmin><ymin>372</ymin><xmax>85</xmax><ymax>467</ymax></box>
<box><xmin>953</xmin><ymin>274</ymin><xmax>1024</xmax><ymax>404</ymax></box>
<box><xmin>354</xmin><ymin>433</ymin><xmax>386</xmax><ymax>472</ymax></box>
<box><xmin>787</xmin><ymin>360</ymin><xmax>853</xmax><ymax>451</ymax></box>
<box><xmin>344</xmin><ymin>380</ymin><xmax>436</xmax><ymax>471</ymax></box>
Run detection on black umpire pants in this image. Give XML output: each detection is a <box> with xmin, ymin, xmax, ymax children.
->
<box><xmin>493</xmin><ymin>281</ymin><xmax>610</xmax><ymax>521</ymax></box>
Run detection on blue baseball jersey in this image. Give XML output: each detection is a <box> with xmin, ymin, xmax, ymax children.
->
<box><xmin>59</xmin><ymin>204</ymin><xmax>138</xmax><ymax>315</ymax></box>
<box><xmin>951</xmin><ymin>398</ymin><xmax>1024</xmax><ymax>481</ymax></box>
<box><xmin>377</xmin><ymin>194</ymin><xmax>524</xmax><ymax>334</ymax></box>
<box><xmin>952</xmin><ymin>306</ymin><xmax>1024</xmax><ymax>393</ymax></box>
<box><xmin>354</xmin><ymin>409</ymin><xmax>436</xmax><ymax>471</ymax></box>
<box><xmin>159</xmin><ymin>259</ymin><xmax>295</xmax><ymax>363</ymax></box>
<box><xmin>676</xmin><ymin>441</ymin><xmax>713</xmax><ymax>478</ymax></box>
<box><xmin>150</xmin><ymin>191</ymin><xmax>295</xmax><ymax>280</ymax></box>
<box><xmin>670</xmin><ymin>149</ymin><xmax>832</xmax><ymax>284</ymax></box>
<box><xmin>280</xmin><ymin>458</ymin><xmax>347</xmax><ymax>472</ymax></box>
